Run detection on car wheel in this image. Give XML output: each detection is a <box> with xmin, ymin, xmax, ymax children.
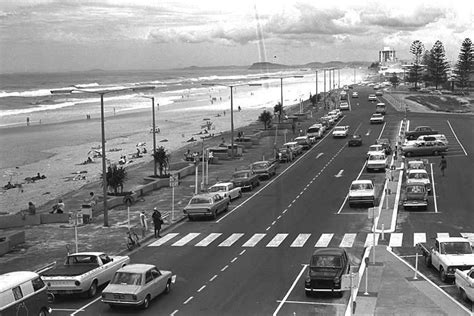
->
<box><xmin>87</xmin><ymin>280</ymin><xmax>97</xmax><ymax>298</ymax></box>
<box><xmin>165</xmin><ymin>280</ymin><xmax>172</xmax><ymax>294</ymax></box>
<box><xmin>405</xmin><ymin>152</ymin><xmax>412</xmax><ymax>157</ymax></box>
<box><xmin>305</xmin><ymin>290</ymin><xmax>311</xmax><ymax>297</ymax></box>
<box><xmin>109</xmin><ymin>304</ymin><xmax>117</xmax><ymax>309</ymax></box>
<box><xmin>188</xmin><ymin>215</ymin><xmax>194</xmax><ymax>221</ymax></box>
<box><xmin>439</xmin><ymin>267</ymin><xmax>447</xmax><ymax>283</ymax></box>
<box><xmin>142</xmin><ymin>295</ymin><xmax>151</xmax><ymax>309</ymax></box>
<box><xmin>38</xmin><ymin>308</ymin><xmax>48</xmax><ymax>316</ymax></box>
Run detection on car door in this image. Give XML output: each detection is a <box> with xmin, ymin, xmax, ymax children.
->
<box><xmin>150</xmin><ymin>268</ymin><xmax>164</xmax><ymax>299</ymax></box>
<box><xmin>143</xmin><ymin>269</ymin><xmax>157</xmax><ymax>300</ymax></box>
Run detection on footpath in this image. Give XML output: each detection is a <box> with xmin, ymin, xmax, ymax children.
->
<box><xmin>1</xmin><ymin>99</ymin><xmax>471</xmax><ymax>315</ymax></box>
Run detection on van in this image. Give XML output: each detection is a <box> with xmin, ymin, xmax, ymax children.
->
<box><xmin>307</xmin><ymin>124</ymin><xmax>323</xmax><ymax>141</ymax></box>
<box><xmin>0</xmin><ymin>271</ymin><xmax>51</xmax><ymax>316</ymax></box>
<box><xmin>417</xmin><ymin>134</ymin><xmax>448</xmax><ymax>145</ymax></box>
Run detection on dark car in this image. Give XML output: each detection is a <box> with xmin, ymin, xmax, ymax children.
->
<box><xmin>231</xmin><ymin>169</ymin><xmax>260</xmax><ymax>191</ymax></box>
<box><xmin>250</xmin><ymin>160</ymin><xmax>277</xmax><ymax>180</ymax></box>
<box><xmin>304</xmin><ymin>248</ymin><xmax>350</xmax><ymax>297</ymax></box>
<box><xmin>348</xmin><ymin>134</ymin><xmax>362</xmax><ymax>147</ymax></box>
<box><xmin>402</xmin><ymin>183</ymin><xmax>428</xmax><ymax>210</ymax></box>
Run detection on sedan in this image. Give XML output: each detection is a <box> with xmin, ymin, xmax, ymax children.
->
<box><xmin>102</xmin><ymin>264</ymin><xmax>174</xmax><ymax>309</ymax></box>
<box><xmin>351</xmin><ymin>91</ymin><xmax>358</xmax><ymax>98</ymax></box>
<box><xmin>231</xmin><ymin>169</ymin><xmax>260</xmax><ymax>191</ymax></box>
<box><xmin>401</xmin><ymin>140</ymin><xmax>448</xmax><ymax>157</ymax></box>
<box><xmin>348</xmin><ymin>134</ymin><xmax>362</xmax><ymax>147</ymax></box>
<box><xmin>339</xmin><ymin>102</ymin><xmax>350</xmax><ymax>111</ymax></box>
<box><xmin>370</xmin><ymin>113</ymin><xmax>385</xmax><ymax>124</ymax></box>
<box><xmin>368</xmin><ymin>94</ymin><xmax>377</xmax><ymax>102</ymax></box>
<box><xmin>183</xmin><ymin>193</ymin><xmax>230</xmax><ymax>220</ymax></box>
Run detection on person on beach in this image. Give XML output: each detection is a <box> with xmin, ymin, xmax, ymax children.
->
<box><xmin>26</xmin><ymin>117</ymin><xmax>30</xmax><ymax>126</ymax></box>
<box><xmin>139</xmin><ymin>210</ymin><xmax>148</xmax><ymax>238</ymax></box>
<box><xmin>28</xmin><ymin>201</ymin><xmax>36</xmax><ymax>215</ymax></box>
<box><xmin>50</xmin><ymin>199</ymin><xmax>65</xmax><ymax>214</ymax></box>
<box><xmin>152</xmin><ymin>208</ymin><xmax>163</xmax><ymax>238</ymax></box>
<box><xmin>439</xmin><ymin>155</ymin><xmax>447</xmax><ymax>176</ymax></box>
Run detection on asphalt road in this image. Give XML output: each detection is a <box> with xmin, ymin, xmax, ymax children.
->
<box><xmin>49</xmin><ymin>87</ymin><xmax>474</xmax><ymax>315</ymax></box>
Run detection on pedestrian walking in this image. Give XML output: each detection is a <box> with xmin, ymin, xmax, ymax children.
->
<box><xmin>152</xmin><ymin>208</ymin><xmax>163</xmax><ymax>238</ymax></box>
<box><xmin>139</xmin><ymin>211</ymin><xmax>148</xmax><ymax>238</ymax></box>
<box><xmin>439</xmin><ymin>155</ymin><xmax>447</xmax><ymax>176</ymax></box>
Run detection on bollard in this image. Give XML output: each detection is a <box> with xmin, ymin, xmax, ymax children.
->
<box><xmin>414</xmin><ymin>252</ymin><xmax>419</xmax><ymax>280</ymax></box>
<box><xmin>364</xmin><ymin>264</ymin><xmax>369</xmax><ymax>295</ymax></box>
<box><xmin>381</xmin><ymin>224</ymin><xmax>385</xmax><ymax>241</ymax></box>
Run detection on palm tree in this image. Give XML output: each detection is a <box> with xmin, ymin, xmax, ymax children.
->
<box><xmin>273</xmin><ymin>102</ymin><xmax>283</xmax><ymax>122</ymax></box>
<box><xmin>103</xmin><ymin>164</ymin><xmax>127</xmax><ymax>195</ymax></box>
<box><xmin>258</xmin><ymin>110</ymin><xmax>272</xmax><ymax>129</ymax></box>
<box><xmin>152</xmin><ymin>146</ymin><xmax>170</xmax><ymax>177</ymax></box>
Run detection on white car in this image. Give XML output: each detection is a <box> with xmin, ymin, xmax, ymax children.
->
<box><xmin>416</xmin><ymin>134</ymin><xmax>449</xmax><ymax>145</ymax></box>
<box><xmin>339</xmin><ymin>102</ymin><xmax>350</xmax><ymax>111</ymax></box>
<box><xmin>367</xmin><ymin>144</ymin><xmax>385</xmax><ymax>157</ymax></box>
<box><xmin>208</xmin><ymin>182</ymin><xmax>242</xmax><ymax>201</ymax></box>
<box><xmin>366</xmin><ymin>152</ymin><xmax>387</xmax><ymax>172</ymax></box>
<box><xmin>328</xmin><ymin>110</ymin><xmax>341</xmax><ymax>120</ymax></box>
<box><xmin>370</xmin><ymin>113</ymin><xmax>384</xmax><ymax>124</ymax></box>
<box><xmin>455</xmin><ymin>268</ymin><xmax>474</xmax><ymax>302</ymax></box>
<box><xmin>406</xmin><ymin>159</ymin><xmax>428</xmax><ymax>171</ymax></box>
<box><xmin>406</xmin><ymin>169</ymin><xmax>432</xmax><ymax>193</ymax></box>
<box><xmin>368</xmin><ymin>94</ymin><xmax>377</xmax><ymax>102</ymax></box>
<box><xmin>348</xmin><ymin>180</ymin><xmax>375</xmax><ymax>207</ymax></box>
<box><xmin>332</xmin><ymin>126</ymin><xmax>349</xmax><ymax>138</ymax></box>
<box><xmin>307</xmin><ymin>124</ymin><xmax>324</xmax><ymax>141</ymax></box>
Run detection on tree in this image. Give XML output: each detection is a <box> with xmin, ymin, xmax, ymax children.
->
<box><xmin>258</xmin><ymin>110</ymin><xmax>272</xmax><ymax>129</ymax></box>
<box><xmin>389</xmin><ymin>73</ymin><xmax>400</xmax><ymax>89</ymax></box>
<box><xmin>104</xmin><ymin>164</ymin><xmax>127</xmax><ymax>194</ymax></box>
<box><xmin>428</xmin><ymin>40</ymin><xmax>450</xmax><ymax>89</ymax></box>
<box><xmin>409</xmin><ymin>40</ymin><xmax>425</xmax><ymax>89</ymax></box>
<box><xmin>422</xmin><ymin>50</ymin><xmax>432</xmax><ymax>83</ymax></box>
<box><xmin>152</xmin><ymin>146</ymin><xmax>170</xmax><ymax>177</ymax></box>
<box><xmin>273</xmin><ymin>102</ymin><xmax>283</xmax><ymax>122</ymax></box>
<box><xmin>454</xmin><ymin>38</ymin><xmax>473</xmax><ymax>91</ymax></box>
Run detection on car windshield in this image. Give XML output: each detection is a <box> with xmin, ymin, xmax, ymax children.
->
<box><xmin>311</xmin><ymin>255</ymin><xmax>342</xmax><ymax>268</ymax></box>
<box><xmin>369</xmin><ymin>145</ymin><xmax>383</xmax><ymax>151</ymax></box>
<box><xmin>408</xmin><ymin>172</ymin><xmax>427</xmax><ymax>179</ymax></box>
<box><xmin>440</xmin><ymin>242</ymin><xmax>472</xmax><ymax>255</ymax></box>
<box><xmin>372</xmin><ymin>114</ymin><xmax>382</xmax><ymax>117</ymax></box>
<box><xmin>352</xmin><ymin>135</ymin><xmax>360</xmax><ymax>139</ymax></box>
<box><xmin>334</xmin><ymin>127</ymin><xmax>345</xmax><ymax>131</ymax></box>
<box><xmin>351</xmin><ymin>183</ymin><xmax>373</xmax><ymax>190</ymax></box>
<box><xmin>190</xmin><ymin>197</ymin><xmax>212</xmax><ymax>204</ymax></box>
<box><xmin>252</xmin><ymin>162</ymin><xmax>267</xmax><ymax>169</ymax></box>
<box><xmin>209</xmin><ymin>186</ymin><xmax>225</xmax><ymax>192</ymax></box>
<box><xmin>67</xmin><ymin>255</ymin><xmax>98</xmax><ymax>264</ymax></box>
<box><xmin>369</xmin><ymin>155</ymin><xmax>385</xmax><ymax>160</ymax></box>
<box><xmin>408</xmin><ymin>162</ymin><xmax>424</xmax><ymax>169</ymax></box>
<box><xmin>111</xmin><ymin>272</ymin><xmax>142</xmax><ymax>285</ymax></box>
<box><xmin>233</xmin><ymin>172</ymin><xmax>249</xmax><ymax>179</ymax></box>
<box><xmin>406</xmin><ymin>186</ymin><xmax>425</xmax><ymax>193</ymax></box>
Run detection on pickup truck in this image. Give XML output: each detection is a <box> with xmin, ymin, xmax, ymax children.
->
<box><xmin>417</xmin><ymin>237</ymin><xmax>474</xmax><ymax>282</ymax></box>
<box><xmin>405</xmin><ymin>126</ymin><xmax>439</xmax><ymax>140</ymax></box>
<box><xmin>250</xmin><ymin>160</ymin><xmax>278</xmax><ymax>180</ymax></box>
<box><xmin>208</xmin><ymin>182</ymin><xmax>242</xmax><ymax>200</ymax></box>
<box><xmin>42</xmin><ymin>252</ymin><xmax>130</xmax><ymax>297</ymax></box>
<box><xmin>455</xmin><ymin>267</ymin><xmax>474</xmax><ymax>302</ymax></box>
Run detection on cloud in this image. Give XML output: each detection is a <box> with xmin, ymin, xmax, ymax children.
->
<box><xmin>361</xmin><ymin>6</ymin><xmax>446</xmax><ymax>30</ymax></box>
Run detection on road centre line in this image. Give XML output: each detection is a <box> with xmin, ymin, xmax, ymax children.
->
<box><xmin>377</xmin><ymin>122</ymin><xmax>387</xmax><ymax>139</ymax></box>
<box><xmin>272</xmin><ymin>264</ymin><xmax>308</xmax><ymax>316</ymax></box>
<box><xmin>430</xmin><ymin>163</ymin><xmax>438</xmax><ymax>213</ymax></box>
<box><xmin>183</xmin><ymin>296</ymin><xmax>193</xmax><ymax>304</ymax></box>
<box><xmin>170</xmin><ymin>310</ymin><xmax>179</xmax><ymax>316</ymax></box>
<box><xmin>239</xmin><ymin>249</ymin><xmax>246</xmax><ymax>255</ymax></box>
<box><xmin>231</xmin><ymin>257</ymin><xmax>238</xmax><ymax>263</ymax></box>
<box><xmin>197</xmin><ymin>285</ymin><xmax>206</xmax><ymax>292</ymax></box>
<box><xmin>336</xmin><ymin>159</ymin><xmax>367</xmax><ymax>214</ymax></box>
<box><xmin>209</xmin><ymin>275</ymin><xmax>218</xmax><ymax>282</ymax></box>
<box><xmin>447</xmin><ymin>120</ymin><xmax>468</xmax><ymax>156</ymax></box>
<box><xmin>352</xmin><ymin>122</ymin><xmax>363</xmax><ymax>134</ymax></box>
<box><xmin>70</xmin><ymin>296</ymin><xmax>101</xmax><ymax>316</ymax></box>
<box><xmin>221</xmin><ymin>265</ymin><xmax>228</xmax><ymax>272</ymax></box>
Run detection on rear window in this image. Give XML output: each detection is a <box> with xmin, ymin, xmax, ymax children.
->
<box><xmin>307</xmin><ymin>127</ymin><xmax>320</xmax><ymax>133</ymax></box>
<box><xmin>311</xmin><ymin>255</ymin><xmax>342</xmax><ymax>268</ymax></box>
<box><xmin>111</xmin><ymin>272</ymin><xmax>142</xmax><ymax>285</ymax></box>
<box><xmin>351</xmin><ymin>183</ymin><xmax>373</xmax><ymax>190</ymax></box>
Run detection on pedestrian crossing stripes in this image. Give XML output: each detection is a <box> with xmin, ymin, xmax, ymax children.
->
<box><xmin>147</xmin><ymin>232</ymin><xmax>474</xmax><ymax>249</ymax></box>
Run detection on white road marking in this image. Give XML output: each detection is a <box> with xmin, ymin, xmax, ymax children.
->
<box><xmin>339</xmin><ymin>233</ymin><xmax>356</xmax><ymax>247</ymax></box>
<box><xmin>183</xmin><ymin>296</ymin><xmax>193</xmax><ymax>304</ymax></box>
<box><xmin>389</xmin><ymin>233</ymin><xmax>403</xmax><ymax>248</ymax></box>
<box><xmin>314</xmin><ymin>233</ymin><xmax>333</xmax><ymax>247</ymax></box>
<box><xmin>335</xmin><ymin>169</ymin><xmax>344</xmax><ymax>178</ymax></box>
<box><xmin>364</xmin><ymin>233</ymin><xmax>380</xmax><ymax>247</ymax></box>
<box><xmin>148</xmin><ymin>233</ymin><xmax>178</xmax><ymax>246</ymax></box>
<box><xmin>266</xmin><ymin>233</ymin><xmax>288</xmax><ymax>247</ymax></box>
<box><xmin>70</xmin><ymin>297</ymin><xmax>101</xmax><ymax>316</ymax></box>
<box><xmin>290</xmin><ymin>234</ymin><xmax>311</xmax><ymax>247</ymax></box>
<box><xmin>447</xmin><ymin>120</ymin><xmax>468</xmax><ymax>156</ymax></box>
<box><xmin>195</xmin><ymin>233</ymin><xmax>222</xmax><ymax>247</ymax></box>
<box><xmin>275</xmin><ymin>300</ymin><xmax>346</xmax><ymax>306</ymax></box>
<box><xmin>242</xmin><ymin>233</ymin><xmax>266</xmax><ymax>247</ymax></box>
<box><xmin>273</xmin><ymin>264</ymin><xmax>307</xmax><ymax>316</ymax></box>
<box><xmin>316</xmin><ymin>153</ymin><xmax>324</xmax><ymax>159</ymax></box>
<box><xmin>221</xmin><ymin>265</ymin><xmax>228</xmax><ymax>271</ymax></box>
<box><xmin>209</xmin><ymin>275</ymin><xmax>218</xmax><ymax>282</ymax></box>
<box><xmin>218</xmin><ymin>233</ymin><xmax>244</xmax><ymax>247</ymax></box>
<box><xmin>231</xmin><ymin>257</ymin><xmax>238</xmax><ymax>263</ymax></box>
<box><xmin>413</xmin><ymin>233</ymin><xmax>426</xmax><ymax>246</ymax></box>
<box><xmin>377</xmin><ymin>122</ymin><xmax>387</xmax><ymax>139</ymax></box>
<box><xmin>197</xmin><ymin>285</ymin><xmax>206</xmax><ymax>292</ymax></box>
<box><xmin>239</xmin><ymin>250</ymin><xmax>246</xmax><ymax>255</ymax></box>
<box><xmin>171</xmin><ymin>309</ymin><xmax>179</xmax><ymax>316</ymax></box>
<box><xmin>172</xmin><ymin>233</ymin><xmax>200</xmax><ymax>246</ymax></box>
<box><xmin>430</xmin><ymin>163</ymin><xmax>438</xmax><ymax>213</ymax></box>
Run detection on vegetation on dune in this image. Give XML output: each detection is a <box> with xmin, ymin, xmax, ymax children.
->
<box><xmin>405</xmin><ymin>95</ymin><xmax>470</xmax><ymax>112</ymax></box>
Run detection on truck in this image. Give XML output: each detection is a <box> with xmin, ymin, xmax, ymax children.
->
<box><xmin>405</xmin><ymin>126</ymin><xmax>439</xmax><ymax>140</ymax></box>
<box><xmin>455</xmin><ymin>267</ymin><xmax>474</xmax><ymax>302</ymax></box>
<box><xmin>42</xmin><ymin>252</ymin><xmax>130</xmax><ymax>297</ymax></box>
<box><xmin>417</xmin><ymin>237</ymin><xmax>474</xmax><ymax>282</ymax></box>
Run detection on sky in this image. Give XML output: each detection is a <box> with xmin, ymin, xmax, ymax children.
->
<box><xmin>0</xmin><ymin>0</ymin><xmax>472</xmax><ymax>73</ymax></box>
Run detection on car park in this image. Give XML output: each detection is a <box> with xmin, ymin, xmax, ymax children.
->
<box><xmin>101</xmin><ymin>264</ymin><xmax>173</xmax><ymax>309</ymax></box>
<box><xmin>348</xmin><ymin>134</ymin><xmax>362</xmax><ymax>147</ymax></box>
<box><xmin>231</xmin><ymin>169</ymin><xmax>260</xmax><ymax>191</ymax></box>
<box><xmin>250</xmin><ymin>160</ymin><xmax>278</xmax><ymax>180</ymax></box>
<box><xmin>402</xmin><ymin>183</ymin><xmax>428</xmax><ymax>210</ymax></box>
<box><xmin>304</xmin><ymin>248</ymin><xmax>350</xmax><ymax>297</ymax></box>
<box><xmin>406</xmin><ymin>169</ymin><xmax>432</xmax><ymax>193</ymax></box>
<box><xmin>348</xmin><ymin>180</ymin><xmax>375</xmax><ymax>207</ymax></box>
<box><xmin>401</xmin><ymin>140</ymin><xmax>448</xmax><ymax>157</ymax></box>
<box><xmin>339</xmin><ymin>101</ymin><xmax>349</xmax><ymax>110</ymax></box>
<box><xmin>368</xmin><ymin>94</ymin><xmax>377</xmax><ymax>102</ymax></box>
<box><xmin>332</xmin><ymin>125</ymin><xmax>349</xmax><ymax>138</ymax></box>
<box><xmin>370</xmin><ymin>113</ymin><xmax>384</xmax><ymax>124</ymax></box>
<box><xmin>366</xmin><ymin>152</ymin><xmax>387</xmax><ymax>172</ymax></box>
<box><xmin>208</xmin><ymin>182</ymin><xmax>242</xmax><ymax>201</ymax></box>
<box><xmin>294</xmin><ymin>135</ymin><xmax>312</xmax><ymax>150</ymax></box>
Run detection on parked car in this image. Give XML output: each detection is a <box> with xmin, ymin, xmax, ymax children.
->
<box><xmin>366</xmin><ymin>152</ymin><xmax>387</xmax><ymax>172</ymax></box>
<box><xmin>405</xmin><ymin>126</ymin><xmax>439</xmax><ymax>140</ymax></box>
<box><xmin>231</xmin><ymin>169</ymin><xmax>260</xmax><ymax>191</ymax></box>
<box><xmin>283</xmin><ymin>141</ymin><xmax>303</xmax><ymax>156</ymax></box>
<box><xmin>307</xmin><ymin>124</ymin><xmax>323</xmax><ymax>141</ymax></box>
<box><xmin>294</xmin><ymin>136</ymin><xmax>312</xmax><ymax>150</ymax></box>
<box><xmin>370</xmin><ymin>113</ymin><xmax>384</xmax><ymax>124</ymax></box>
<box><xmin>278</xmin><ymin>147</ymin><xmax>293</xmax><ymax>163</ymax></box>
<box><xmin>42</xmin><ymin>252</ymin><xmax>130</xmax><ymax>297</ymax></box>
<box><xmin>406</xmin><ymin>169</ymin><xmax>432</xmax><ymax>193</ymax></box>
<box><xmin>367</xmin><ymin>144</ymin><xmax>385</xmax><ymax>157</ymax></box>
<box><xmin>328</xmin><ymin>110</ymin><xmax>342</xmax><ymax>120</ymax></box>
<box><xmin>375</xmin><ymin>90</ymin><xmax>383</xmax><ymax>96</ymax></box>
<box><xmin>348</xmin><ymin>180</ymin><xmax>375</xmax><ymax>207</ymax></box>
<box><xmin>416</xmin><ymin>134</ymin><xmax>448</xmax><ymax>145</ymax></box>
<box><xmin>455</xmin><ymin>268</ymin><xmax>474</xmax><ymax>302</ymax></box>
<box><xmin>375</xmin><ymin>138</ymin><xmax>393</xmax><ymax>155</ymax></box>
<box><xmin>332</xmin><ymin>125</ymin><xmax>349</xmax><ymax>138</ymax></box>
<box><xmin>348</xmin><ymin>134</ymin><xmax>363</xmax><ymax>147</ymax></box>
<box><xmin>250</xmin><ymin>160</ymin><xmax>278</xmax><ymax>180</ymax></box>
<box><xmin>183</xmin><ymin>193</ymin><xmax>230</xmax><ymax>220</ymax></box>
<box><xmin>401</xmin><ymin>140</ymin><xmax>448</xmax><ymax>157</ymax></box>
<box><xmin>405</xmin><ymin>159</ymin><xmax>428</xmax><ymax>172</ymax></box>
<box><xmin>304</xmin><ymin>248</ymin><xmax>350</xmax><ymax>297</ymax></box>
<box><xmin>339</xmin><ymin>101</ymin><xmax>350</xmax><ymax>110</ymax></box>
<box><xmin>208</xmin><ymin>182</ymin><xmax>242</xmax><ymax>201</ymax></box>
<box><xmin>101</xmin><ymin>264</ymin><xmax>174</xmax><ymax>309</ymax></box>
<box><xmin>402</xmin><ymin>183</ymin><xmax>428</xmax><ymax>210</ymax></box>
<box><xmin>375</xmin><ymin>102</ymin><xmax>386</xmax><ymax>114</ymax></box>
<box><xmin>321</xmin><ymin>115</ymin><xmax>335</xmax><ymax>126</ymax></box>
<box><xmin>368</xmin><ymin>94</ymin><xmax>377</xmax><ymax>102</ymax></box>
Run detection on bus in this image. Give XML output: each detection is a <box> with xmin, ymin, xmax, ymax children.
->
<box><xmin>0</xmin><ymin>271</ymin><xmax>51</xmax><ymax>316</ymax></box>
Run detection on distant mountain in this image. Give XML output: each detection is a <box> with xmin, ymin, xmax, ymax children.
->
<box><xmin>249</xmin><ymin>61</ymin><xmax>371</xmax><ymax>70</ymax></box>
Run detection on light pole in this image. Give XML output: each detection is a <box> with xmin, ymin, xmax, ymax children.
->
<box><xmin>51</xmin><ymin>85</ymin><xmax>154</xmax><ymax>227</ymax></box>
<box><xmin>139</xmin><ymin>95</ymin><xmax>158</xmax><ymax>177</ymax></box>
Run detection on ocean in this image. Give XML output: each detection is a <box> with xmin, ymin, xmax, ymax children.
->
<box><xmin>0</xmin><ymin>67</ymin><xmax>367</xmax><ymax>128</ymax></box>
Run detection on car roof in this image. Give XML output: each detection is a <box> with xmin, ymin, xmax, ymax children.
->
<box><xmin>117</xmin><ymin>264</ymin><xmax>156</xmax><ymax>273</ymax></box>
<box><xmin>0</xmin><ymin>271</ymin><xmax>39</xmax><ymax>293</ymax></box>
<box><xmin>191</xmin><ymin>193</ymin><xmax>216</xmax><ymax>198</ymax></box>
<box><xmin>211</xmin><ymin>182</ymin><xmax>232</xmax><ymax>186</ymax></box>
<box><xmin>294</xmin><ymin>136</ymin><xmax>308</xmax><ymax>140</ymax></box>
<box><xmin>312</xmin><ymin>248</ymin><xmax>347</xmax><ymax>256</ymax></box>
<box><xmin>69</xmin><ymin>252</ymin><xmax>106</xmax><ymax>256</ymax></box>
<box><xmin>352</xmin><ymin>180</ymin><xmax>373</xmax><ymax>185</ymax></box>
<box><xmin>284</xmin><ymin>141</ymin><xmax>297</xmax><ymax>145</ymax></box>
<box><xmin>252</xmin><ymin>161</ymin><xmax>269</xmax><ymax>164</ymax></box>
<box><xmin>408</xmin><ymin>169</ymin><xmax>427</xmax><ymax>174</ymax></box>
<box><xmin>437</xmin><ymin>237</ymin><xmax>472</xmax><ymax>243</ymax></box>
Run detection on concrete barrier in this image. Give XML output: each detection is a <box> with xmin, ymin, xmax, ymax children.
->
<box><xmin>39</xmin><ymin>213</ymin><xmax>69</xmax><ymax>224</ymax></box>
<box><xmin>0</xmin><ymin>240</ymin><xmax>9</xmax><ymax>256</ymax></box>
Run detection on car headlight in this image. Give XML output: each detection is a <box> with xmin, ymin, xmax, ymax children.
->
<box><xmin>334</xmin><ymin>277</ymin><xmax>340</xmax><ymax>285</ymax></box>
<box><xmin>447</xmin><ymin>267</ymin><xmax>455</xmax><ymax>274</ymax></box>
